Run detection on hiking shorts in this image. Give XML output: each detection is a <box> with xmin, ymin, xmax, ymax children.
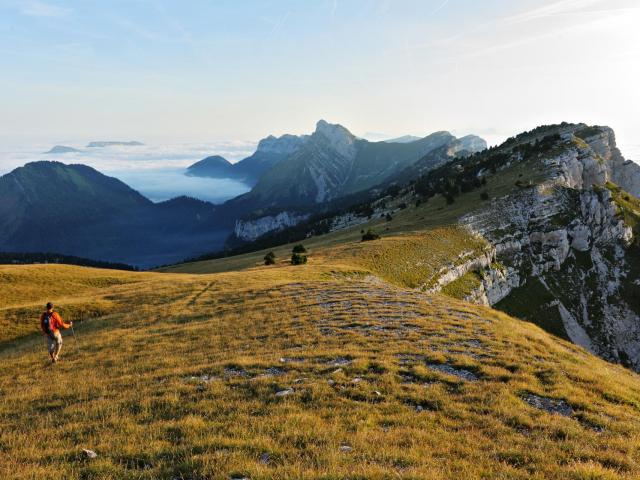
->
<box><xmin>47</xmin><ymin>331</ymin><xmax>62</xmax><ymax>354</ymax></box>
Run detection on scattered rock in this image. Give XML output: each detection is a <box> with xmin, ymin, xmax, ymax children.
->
<box><xmin>190</xmin><ymin>374</ymin><xmax>217</xmax><ymax>383</ymax></box>
<box><xmin>252</xmin><ymin>367</ymin><xmax>286</xmax><ymax>380</ymax></box>
<box><xmin>275</xmin><ymin>388</ymin><xmax>294</xmax><ymax>397</ymax></box>
<box><xmin>351</xmin><ymin>377</ymin><xmax>363</xmax><ymax>384</ymax></box>
<box><xmin>328</xmin><ymin>357</ymin><xmax>352</xmax><ymax>367</ymax></box>
<box><xmin>522</xmin><ymin>393</ymin><xmax>573</xmax><ymax>417</ymax></box>
<box><xmin>224</xmin><ymin>367</ymin><xmax>249</xmax><ymax>378</ymax></box>
<box><xmin>259</xmin><ymin>453</ymin><xmax>270</xmax><ymax>464</ymax></box>
<box><xmin>279</xmin><ymin>357</ymin><xmax>304</xmax><ymax>364</ymax></box>
<box><xmin>82</xmin><ymin>449</ymin><xmax>98</xmax><ymax>459</ymax></box>
<box><xmin>339</xmin><ymin>444</ymin><xmax>353</xmax><ymax>453</ymax></box>
<box><xmin>396</xmin><ymin>353</ymin><xmax>428</xmax><ymax>365</ymax></box>
<box><xmin>428</xmin><ymin>364</ymin><xmax>479</xmax><ymax>382</ymax></box>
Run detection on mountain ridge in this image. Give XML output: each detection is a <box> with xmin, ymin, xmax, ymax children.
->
<box><xmin>0</xmin><ymin>161</ymin><xmax>225</xmax><ymax>267</ymax></box>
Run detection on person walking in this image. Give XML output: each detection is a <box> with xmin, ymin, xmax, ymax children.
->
<box><xmin>40</xmin><ymin>302</ymin><xmax>72</xmax><ymax>363</ymax></box>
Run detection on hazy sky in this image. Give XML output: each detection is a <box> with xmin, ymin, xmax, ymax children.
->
<box><xmin>1</xmin><ymin>0</ymin><xmax>639</xmax><ymax>149</ymax></box>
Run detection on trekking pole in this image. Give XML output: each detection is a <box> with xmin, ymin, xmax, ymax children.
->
<box><xmin>71</xmin><ymin>323</ymin><xmax>80</xmax><ymax>352</ymax></box>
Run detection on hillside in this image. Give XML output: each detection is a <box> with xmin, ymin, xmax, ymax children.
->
<box><xmin>4</xmin><ymin>258</ymin><xmax>640</xmax><ymax>479</ymax></box>
<box><xmin>168</xmin><ymin>123</ymin><xmax>640</xmax><ymax>373</ymax></box>
<box><xmin>3</xmin><ymin>123</ymin><xmax>640</xmax><ymax>478</ymax></box>
<box><xmin>0</xmin><ymin>162</ymin><xmax>227</xmax><ymax>267</ymax></box>
<box><xmin>186</xmin><ymin>155</ymin><xmax>235</xmax><ymax>178</ymax></box>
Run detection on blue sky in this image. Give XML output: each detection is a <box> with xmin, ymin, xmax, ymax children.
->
<box><xmin>1</xmin><ymin>0</ymin><xmax>639</xmax><ymax>151</ymax></box>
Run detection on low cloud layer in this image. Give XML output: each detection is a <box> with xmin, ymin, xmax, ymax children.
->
<box><xmin>0</xmin><ymin>140</ymin><xmax>257</xmax><ymax>204</ymax></box>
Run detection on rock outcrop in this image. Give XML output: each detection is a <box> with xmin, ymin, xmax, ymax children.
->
<box><xmin>429</xmin><ymin>125</ymin><xmax>640</xmax><ymax>369</ymax></box>
<box><xmin>234</xmin><ymin>211</ymin><xmax>311</xmax><ymax>242</ymax></box>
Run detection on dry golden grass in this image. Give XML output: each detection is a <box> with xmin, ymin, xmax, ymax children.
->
<box><xmin>0</xmin><ymin>265</ymin><xmax>160</xmax><ymax>345</ymax></box>
<box><xmin>2</xmin><ymin>261</ymin><xmax>640</xmax><ymax>479</ymax></box>
<box><xmin>3</xmin><ymin>158</ymin><xmax>639</xmax><ymax>478</ymax></box>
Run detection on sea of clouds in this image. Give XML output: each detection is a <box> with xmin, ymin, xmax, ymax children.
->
<box><xmin>0</xmin><ymin>140</ymin><xmax>257</xmax><ymax>204</ymax></box>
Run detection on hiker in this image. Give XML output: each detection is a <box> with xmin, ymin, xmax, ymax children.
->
<box><xmin>40</xmin><ymin>302</ymin><xmax>72</xmax><ymax>363</ymax></box>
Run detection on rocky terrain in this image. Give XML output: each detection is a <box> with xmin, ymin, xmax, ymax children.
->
<box><xmin>424</xmin><ymin>125</ymin><xmax>640</xmax><ymax>370</ymax></box>
<box><xmin>226</xmin><ymin>121</ymin><xmax>485</xmax><ymax>240</ymax></box>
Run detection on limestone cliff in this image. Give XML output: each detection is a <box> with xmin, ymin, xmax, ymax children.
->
<box><xmin>431</xmin><ymin>125</ymin><xmax>640</xmax><ymax>369</ymax></box>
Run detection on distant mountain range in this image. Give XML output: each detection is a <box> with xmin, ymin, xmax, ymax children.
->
<box><xmin>45</xmin><ymin>145</ymin><xmax>81</xmax><ymax>154</ymax></box>
<box><xmin>87</xmin><ymin>141</ymin><xmax>144</xmax><ymax>147</ymax></box>
<box><xmin>3</xmin><ymin>120</ymin><xmax>486</xmax><ymax>267</ymax></box>
<box><xmin>44</xmin><ymin>141</ymin><xmax>145</xmax><ymax>154</ymax></box>
<box><xmin>0</xmin><ymin>161</ymin><xmax>224</xmax><ymax>267</ymax></box>
<box><xmin>222</xmin><ymin>121</ymin><xmax>486</xmax><ymax>233</ymax></box>
<box><xmin>186</xmin><ymin>134</ymin><xmax>307</xmax><ymax>186</ymax></box>
<box><xmin>384</xmin><ymin>135</ymin><xmax>422</xmax><ymax>143</ymax></box>
<box><xmin>192</xmin><ymin>120</ymin><xmax>486</xmax><ymax>210</ymax></box>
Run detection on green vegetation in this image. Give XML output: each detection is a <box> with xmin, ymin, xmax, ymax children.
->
<box><xmin>361</xmin><ymin>229</ymin><xmax>380</xmax><ymax>242</ymax></box>
<box><xmin>607</xmin><ymin>182</ymin><xmax>640</xmax><ymax>237</ymax></box>
<box><xmin>292</xmin><ymin>244</ymin><xmax>307</xmax><ymax>254</ymax></box>
<box><xmin>291</xmin><ymin>252</ymin><xmax>308</xmax><ymax>265</ymax></box>
<box><xmin>606</xmin><ymin>182</ymin><xmax>640</xmax><ymax>316</ymax></box>
<box><xmin>0</xmin><ymin>252</ymin><xmax>136</xmax><ymax>271</ymax></box>
<box><xmin>575</xmin><ymin>126</ymin><xmax>603</xmax><ymax>140</ymax></box>
<box><xmin>496</xmin><ymin>277</ymin><xmax>569</xmax><ymax>340</ymax></box>
<box><xmin>264</xmin><ymin>251</ymin><xmax>276</xmax><ymax>265</ymax></box>
<box><xmin>441</xmin><ymin>270</ymin><xmax>483</xmax><ymax>300</ymax></box>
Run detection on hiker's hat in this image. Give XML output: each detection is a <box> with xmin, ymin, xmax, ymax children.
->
<box><xmin>46</xmin><ymin>302</ymin><xmax>53</xmax><ymax>309</ymax></box>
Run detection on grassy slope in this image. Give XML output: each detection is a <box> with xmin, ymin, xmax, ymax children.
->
<box><xmin>2</xmin><ymin>263</ymin><xmax>640</xmax><ymax>479</ymax></box>
<box><xmin>159</xmin><ymin>153</ymin><xmax>539</xmax><ymax>278</ymax></box>
<box><xmin>0</xmin><ymin>265</ymin><xmax>160</xmax><ymax>346</ymax></box>
<box><xmin>3</xmin><ymin>148</ymin><xmax>640</xmax><ymax>478</ymax></box>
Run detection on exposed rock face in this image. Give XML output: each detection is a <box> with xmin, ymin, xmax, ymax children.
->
<box><xmin>255</xmin><ymin>134</ymin><xmax>308</xmax><ymax>156</ymax></box>
<box><xmin>314</xmin><ymin>119</ymin><xmax>358</xmax><ymax>160</ymax></box>
<box><xmin>234</xmin><ymin>211</ymin><xmax>311</xmax><ymax>242</ymax></box>
<box><xmin>240</xmin><ymin>120</ymin><xmax>486</xmax><ymax>211</ymax></box>
<box><xmin>451</xmin><ymin>135</ymin><xmax>488</xmax><ymax>156</ymax></box>
<box><xmin>429</xmin><ymin>126</ymin><xmax>640</xmax><ymax>370</ymax></box>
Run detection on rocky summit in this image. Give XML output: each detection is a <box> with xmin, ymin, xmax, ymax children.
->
<box><xmin>451</xmin><ymin>125</ymin><xmax>640</xmax><ymax>369</ymax></box>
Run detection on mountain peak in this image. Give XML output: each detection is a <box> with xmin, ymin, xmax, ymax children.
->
<box><xmin>256</xmin><ymin>134</ymin><xmax>306</xmax><ymax>155</ymax></box>
<box><xmin>186</xmin><ymin>155</ymin><xmax>234</xmax><ymax>178</ymax></box>
<box><xmin>313</xmin><ymin>120</ymin><xmax>357</xmax><ymax>158</ymax></box>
